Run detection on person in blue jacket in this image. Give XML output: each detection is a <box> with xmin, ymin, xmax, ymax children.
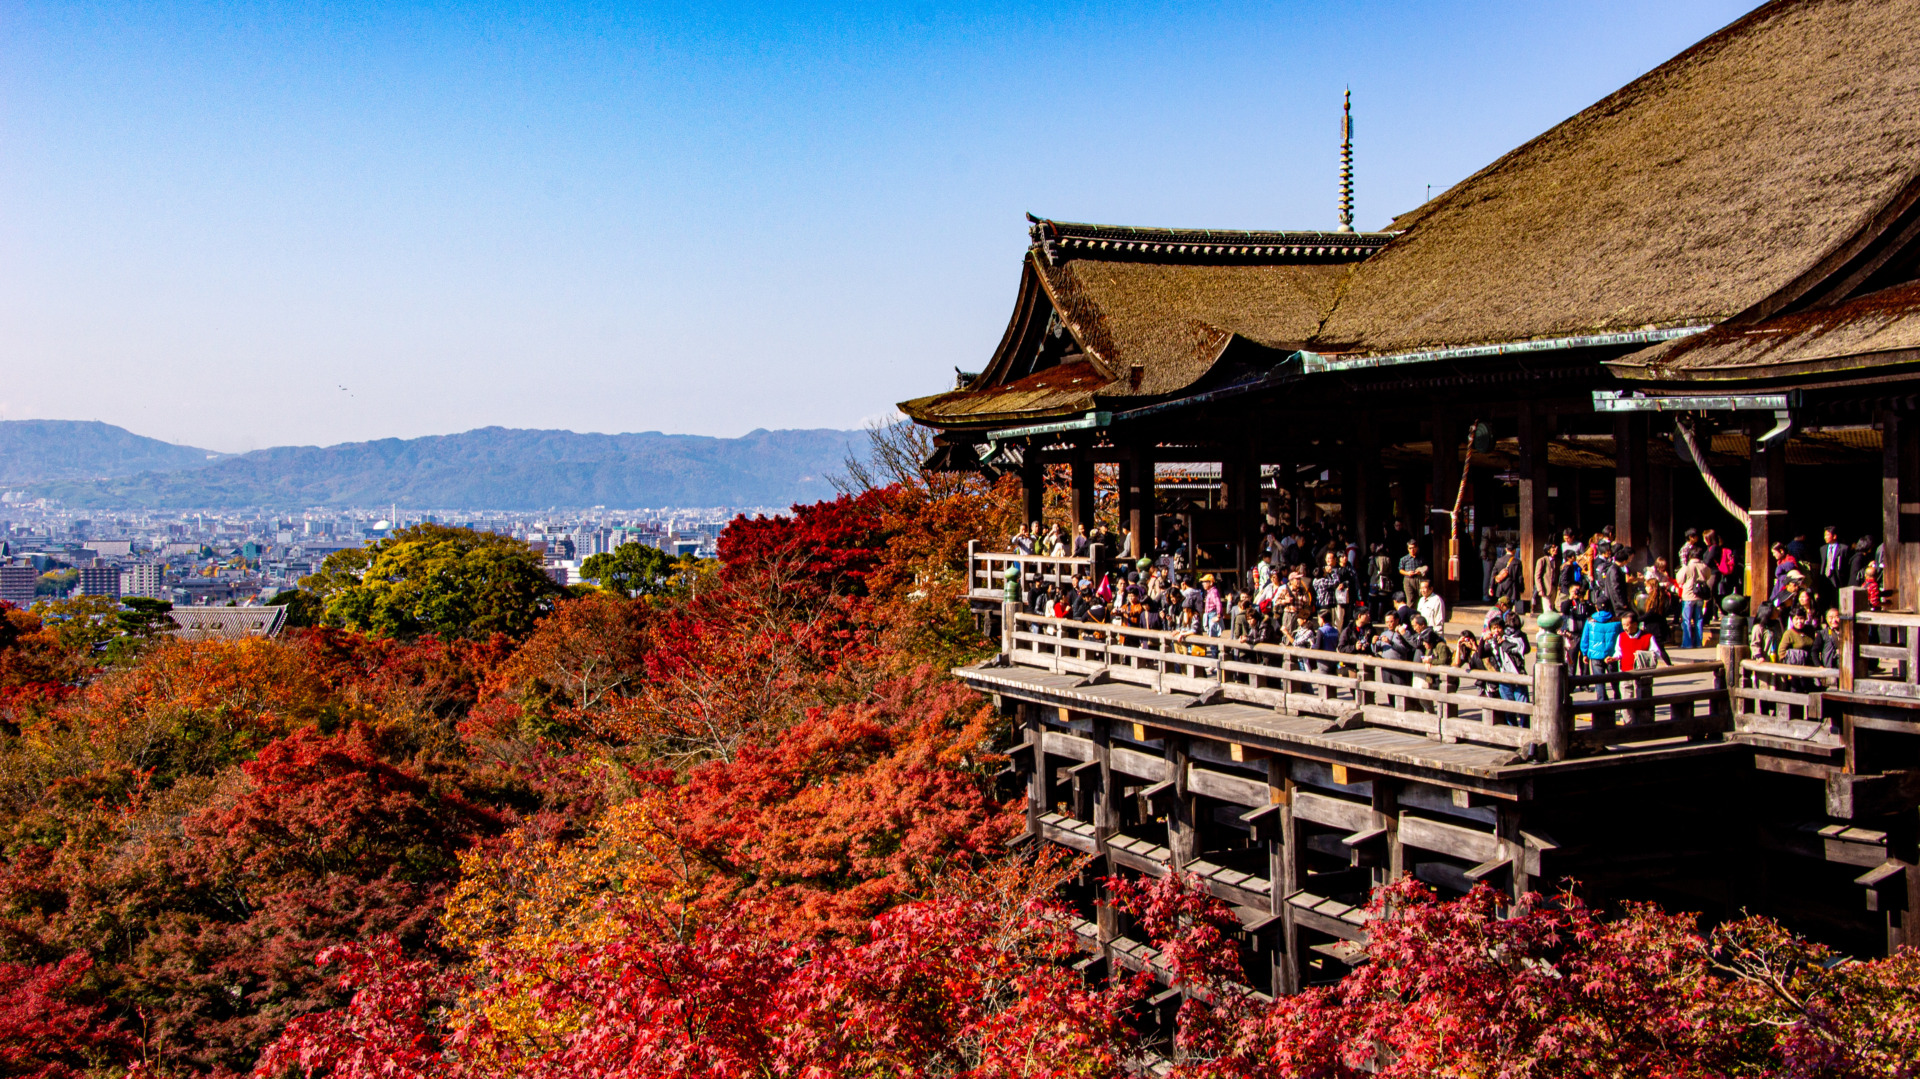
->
<box><xmin>1580</xmin><ymin>602</ymin><xmax>1623</xmax><ymax>700</ymax></box>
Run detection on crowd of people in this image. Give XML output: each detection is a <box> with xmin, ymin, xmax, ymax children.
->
<box><xmin>1006</xmin><ymin>517</ymin><xmax>1539</xmax><ymax>704</ymax></box>
<box><xmin>1005</xmin><ymin>515</ymin><xmax>1889</xmax><ymax>698</ymax></box>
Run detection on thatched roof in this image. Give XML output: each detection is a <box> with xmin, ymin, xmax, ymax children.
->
<box><xmin>1315</xmin><ymin>0</ymin><xmax>1920</xmax><ymax>356</ymax></box>
<box><xmin>1613</xmin><ymin>279</ymin><xmax>1920</xmax><ymax>381</ymax></box>
<box><xmin>1036</xmin><ymin>256</ymin><xmax>1355</xmax><ymax>396</ymax></box>
<box><xmin>900</xmin><ymin>220</ymin><xmax>1384</xmax><ymax>428</ymax></box>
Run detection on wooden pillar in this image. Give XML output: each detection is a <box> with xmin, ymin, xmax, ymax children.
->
<box><xmin>1223</xmin><ymin>440</ymin><xmax>1260</xmax><ymax>584</ymax></box>
<box><xmin>1518</xmin><ymin>406</ymin><xmax>1551</xmax><ymax>604</ymax></box>
<box><xmin>1023</xmin><ymin>704</ymin><xmax>1045</xmax><ymax>838</ymax></box>
<box><xmin>1614</xmin><ymin>413</ymin><xmax>1649</xmax><ymax>563</ymax></box>
<box><xmin>1882</xmin><ymin>411</ymin><xmax>1920</xmax><ymax>612</ymax></box>
<box><xmin>1497</xmin><ymin>805</ymin><xmax>1532</xmax><ymax>902</ymax></box>
<box><xmin>1747</xmin><ymin>425</ymin><xmax>1788</xmax><ymax>601</ymax></box>
<box><xmin>1240</xmin><ymin>448</ymin><xmax>1262</xmax><ymax>541</ymax></box>
<box><xmin>1431</xmin><ymin>408</ymin><xmax>1461</xmax><ymax>605</ymax></box>
<box><xmin>1348</xmin><ymin>429</ymin><xmax>1375</xmax><ymax>551</ymax></box>
<box><xmin>1220</xmin><ymin>453</ymin><xmax>1245</xmax><ymax>581</ymax></box>
<box><xmin>1571</xmin><ymin>468</ymin><xmax>1585</xmax><ymax>538</ymax></box>
<box><xmin>1019</xmin><ymin>451</ymin><xmax>1043</xmax><ymax>529</ymax></box>
<box><xmin>1372</xmin><ymin>780</ymin><xmax>1401</xmax><ymax>889</ymax></box>
<box><xmin>1129</xmin><ymin>447</ymin><xmax>1157</xmax><ymax>558</ymax></box>
<box><xmin>1069</xmin><ymin>448</ymin><xmax>1095</xmax><ymax>533</ymax></box>
<box><xmin>1894</xmin><ymin>827</ymin><xmax>1920</xmax><ymax>956</ymax></box>
<box><xmin>1269</xmin><ymin>761</ymin><xmax>1302</xmax><ymax>995</ymax></box>
<box><xmin>1166</xmin><ymin>735</ymin><xmax>1196</xmax><ymax>870</ymax></box>
<box><xmin>1537</xmin><ymin>653</ymin><xmax>1572</xmax><ymax>762</ymax></box>
<box><xmin>1649</xmin><ymin>462</ymin><xmax>1674</xmax><ymax>565</ymax></box>
<box><xmin>1116</xmin><ymin>460</ymin><xmax>1137</xmax><ymax>559</ymax></box>
<box><xmin>1092</xmin><ymin>716</ymin><xmax>1119</xmax><ymax>956</ymax></box>
<box><xmin>1273</xmin><ymin>442</ymin><xmax>1296</xmax><ymax>532</ymax></box>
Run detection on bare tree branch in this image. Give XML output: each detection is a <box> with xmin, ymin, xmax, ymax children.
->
<box><xmin>831</xmin><ymin>417</ymin><xmax>938</xmax><ymax>495</ymax></box>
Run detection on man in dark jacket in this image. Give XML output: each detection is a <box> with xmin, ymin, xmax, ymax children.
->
<box><xmin>1591</xmin><ymin>543</ymin><xmax>1631</xmax><ymax>613</ymax></box>
<box><xmin>1817</xmin><ymin>526</ymin><xmax>1848</xmax><ymax>597</ymax></box>
<box><xmin>1849</xmin><ymin>536</ymin><xmax>1876</xmax><ymax>587</ymax></box>
<box><xmin>1491</xmin><ymin>543</ymin><xmax>1525</xmax><ymax>607</ymax></box>
<box><xmin>1338</xmin><ymin>610</ymin><xmax>1375</xmax><ymax>671</ymax></box>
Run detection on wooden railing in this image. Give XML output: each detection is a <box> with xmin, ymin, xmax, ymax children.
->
<box><xmin>1844</xmin><ymin>595</ymin><xmax>1920</xmax><ymax>699</ymax></box>
<box><xmin>1731</xmin><ymin>657</ymin><xmax>1841</xmax><ymax>745</ymax></box>
<box><xmin>968</xmin><ymin>541</ymin><xmax>1097</xmax><ymax>601</ymax></box>
<box><xmin>1567</xmin><ymin>661</ymin><xmax>1731</xmax><ymax>748</ymax></box>
<box><xmin>1736</xmin><ymin>658</ymin><xmax>1840</xmax><ymax>717</ymax></box>
<box><xmin>1001</xmin><ymin>611</ymin><xmax>1730</xmax><ymax>759</ymax></box>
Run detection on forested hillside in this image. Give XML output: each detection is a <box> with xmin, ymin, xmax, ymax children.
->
<box><xmin>0</xmin><ymin>421</ymin><xmax>222</xmax><ymax>484</ymax></box>
<box><xmin>0</xmin><ymin>463</ymin><xmax>1914</xmax><ymax>1078</ymax></box>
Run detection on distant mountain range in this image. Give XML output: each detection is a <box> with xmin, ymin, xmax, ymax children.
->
<box><xmin>0</xmin><ymin>420</ymin><xmax>227</xmax><ymax>484</ymax></box>
<box><xmin>8</xmin><ymin>421</ymin><xmax>864</xmax><ymax>510</ymax></box>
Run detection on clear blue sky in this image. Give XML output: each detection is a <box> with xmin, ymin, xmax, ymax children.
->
<box><xmin>1</xmin><ymin>0</ymin><xmax>1754</xmax><ymax>453</ymax></box>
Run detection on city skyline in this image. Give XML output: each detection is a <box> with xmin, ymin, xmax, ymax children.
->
<box><xmin>4</xmin><ymin>1</ymin><xmax>1750</xmax><ymax>453</ymax></box>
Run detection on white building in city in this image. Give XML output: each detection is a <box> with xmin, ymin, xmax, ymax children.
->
<box><xmin>120</xmin><ymin>563</ymin><xmax>167</xmax><ymax>600</ymax></box>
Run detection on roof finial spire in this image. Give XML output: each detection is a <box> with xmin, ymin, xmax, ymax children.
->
<box><xmin>1337</xmin><ymin>87</ymin><xmax>1355</xmax><ymax>233</ymax></box>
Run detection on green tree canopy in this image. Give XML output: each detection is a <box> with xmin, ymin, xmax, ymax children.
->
<box><xmin>579</xmin><ymin>541</ymin><xmax>681</xmax><ymax>599</ymax></box>
<box><xmin>34</xmin><ymin>594</ymin><xmax>124</xmax><ymax>655</ymax></box>
<box><xmin>263</xmin><ymin>587</ymin><xmax>324</xmax><ymax>628</ymax></box>
<box><xmin>301</xmin><ymin>523</ymin><xmax>563</xmax><ymax>640</ymax></box>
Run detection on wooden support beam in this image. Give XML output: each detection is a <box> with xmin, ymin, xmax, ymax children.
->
<box><xmin>1092</xmin><ymin>716</ymin><xmax>1119</xmax><ymax>960</ymax></box>
<box><xmin>1069</xmin><ymin>448</ymin><xmax>1095</xmax><ymax>533</ymax></box>
<box><xmin>1432</xmin><ymin>408</ymin><xmax>1462</xmax><ymax>606</ymax></box>
<box><xmin>1614</xmin><ymin>413</ymin><xmax>1649</xmax><ymax>563</ymax></box>
<box><xmin>1518</xmin><ymin>406</ymin><xmax>1551</xmax><ymax>605</ymax></box>
<box><xmin>1116</xmin><ymin>459</ymin><xmax>1137</xmax><ymax>560</ymax></box>
<box><xmin>1230</xmin><ymin>742</ymin><xmax>1269</xmax><ymax>764</ymax></box>
<box><xmin>1220</xmin><ymin>446</ymin><xmax>1250</xmax><ymax>581</ymax></box>
<box><xmin>1239</xmin><ymin>802</ymin><xmax>1284</xmax><ymax>845</ymax></box>
<box><xmin>1499</xmin><ymin>805</ymin><xmax>1532</xmax><ymax>901</ymax></box>
<box><xmin>1064</xmin><ymin>759</ymin><xmax>1101</xmax><ymax>821</ymax></box>
<box><xmin>1856</xmin><ymin>860</ymin><xmax>1906</xmax><ymax>913</ymax></box>
<box><xmin>1020</xmin><ymin>453</ymin><xmax>1043</xmax><ymax>530</ymax></box>
<box><xmin>1341</xmin><ymin>825</ymin><xmax>1390</xmax><ymax>867</ymax></box>
<box><xmin>1871</xmin><ymin>805</ymin><xmax>1920</xmax><ymax>955</ymax></box>
<box><xmin>1748</xmin><ymin>424</ymin><xmax>1788</xmax><ymax>601</ymax></box>
<box><xmin>1462</xmin><ymin>856</ymin><xmax>1513</xmax><ymax>883</ymax></box>
<box><xmin>1372</xmin><ymin>779</ymin><xmax>1402</xmax><ymax>886</ymax></box>
<box><xmin>1882</xmin><ymin>410</ymin><xmax>1920</xmax><ymax>613</ymax></box>
<box><xmin>1237</xmin><ymin>443</ymin><xmax>1262</xmax><ymax>575</ymax></box>
<box><xmin>1165</xmin><ymin>736</ymin><xmax>1197</xmax><ymax>870</ymax></box>
<box><xmin>1270</xmin><ymin>762</ymin><xmax>1302</xmax><ymax>996</ymax></box>
<box><xmin>1827</xmin><ymin>769</ymin><xmax>1920</xmax><ymax>820</ymax></box>
<box><xmin>1649</xmin><ymin>462</ymin><xmax>1674</xmax><ymax>565</ymax></box>
<box><xmin>1129</xmin><ymin>446</ymin><xmax>1157</xmax><ymax>558</ymax></box>
<box><xmin>1349</xmin><ymin>422</ymin><xmax>1378</xmax><ymax>551</ymax></box>
<box><xmin>1274</xmin><ymin>442</ymin><xmax>1297</xmax><ymax>531</ymax></box>
<box><xmin>1023</xmin><ymin>705</ymin><xmax>1045</xmax><ymax>840</ymax></box>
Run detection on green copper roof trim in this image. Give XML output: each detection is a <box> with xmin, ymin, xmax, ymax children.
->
<box><xmin>986</xmin><ymin>411</ymin><xmax>1113</xmax><ymax>442</ymax></box>
<box><xmin>1296</xmin><ymin>325</ymin><xmax>1713</xmax><ymax>374</ymax></box>
<box><xmin>1592</xmin><ymin>390</ymin><xmax>1800</xmax><ymax>412</ymax></box>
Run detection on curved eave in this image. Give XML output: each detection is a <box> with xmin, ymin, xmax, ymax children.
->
<box><xmin>897</xmin><ymin>396</ymin><xmax>1096</xmax><ymax>431</ymax></box>
<box><xmin>1614</xmin><ymin>346</ymin><xmax>1920</xmax><ymax>384</ymax></box>
<box><xmin>898</xmin><ymin>360</ymin><xmax>1110</xmax><ymax>429</ymax></box>
<box><xmin>1612</xmin><ymin>278</ymin><xmax>1920</xmax><ymax>385</ymax></box>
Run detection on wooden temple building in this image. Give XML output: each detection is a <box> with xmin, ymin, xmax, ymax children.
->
<box><xmin>901</xmin><ymin>0</ymin><xmax>1920</xmax><ymax>1000</ymax></box>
